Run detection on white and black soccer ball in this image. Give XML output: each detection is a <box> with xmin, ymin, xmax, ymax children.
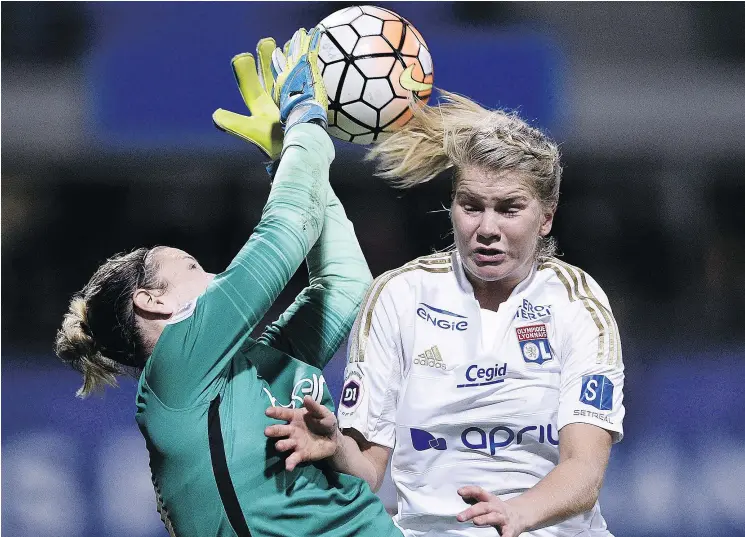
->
<box><xmin>316</xmin><ymin>5</ymin><xmax>434</xmax><ymax>144</ymax></box>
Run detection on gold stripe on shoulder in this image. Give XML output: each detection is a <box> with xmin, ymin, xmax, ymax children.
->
<box><xmin>545</xmin><ymin>259</ymin><xmax>621</xmax><ymax>366</ymax></box>
<box><xmin>405</xmin><ymin>252</ymin><xmax>452</xmax><ymax>267</ymax></box>
<box><xmin>541</xmin><ymin>261</ymin><xmax>605</xmax><ymax>364</ymax></box>
<box><xmin>541</xmin><ymin>259</ymin><xmax>621</xmax><ymax>366</ymax></box>
<box><xmin>416</xmin><ymin>251</ymin><xmax>453</xmax><ymax>264</ymax></box>
<box><xmin>351</xmin><ymin>265</ymin><xmax>419</xmax><ymax>363</ymax></box>
<box><xmin>574</xmin><ymin>267</ymin><xmax>621</xmax><ymax>367</ymax></box>
<box><xmin>347</xmin><ymin>274</ymin><xmax>382</xmax><ymax>362</ymax></box>
<box><xmin>350</xmin><ymin>259</ymin><xmax>452</xmax><ymax>363</ymax></box>
<box><xmin>554</xmin><ymin>259</ymin><xmax>622</xmax><ymax>367</ymax></box>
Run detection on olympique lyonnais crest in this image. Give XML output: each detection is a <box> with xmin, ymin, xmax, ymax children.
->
<box><xmin>515</xmin><ymin>324</ymin><xmax>553</xmax><ymax>365</ymax></box>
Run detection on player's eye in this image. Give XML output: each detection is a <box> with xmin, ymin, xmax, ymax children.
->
<box><xmin>189</xmin><ymin>263</ymin><xmax>198</xmax><ymax>270</ymax></box>
<box><xmin>499</xmin><ymin>201</ymin><xmax>525</xmax><ymax>216</ymax></box>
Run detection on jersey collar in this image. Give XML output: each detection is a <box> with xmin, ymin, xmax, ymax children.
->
<box><xmin>164</xmin><ymin>298</ymin><xmax>198</xmax><ymax>325</ymax></box>
<box><xmin>452</xmin><ymin>249</ymin><xmax>538</xmax><ymax>304</ymax></box>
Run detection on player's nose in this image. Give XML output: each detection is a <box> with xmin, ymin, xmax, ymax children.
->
<box><xmin>477</xmin><ymin>211</ymin><xmax>501</xmax><ymax>240</ymax></box>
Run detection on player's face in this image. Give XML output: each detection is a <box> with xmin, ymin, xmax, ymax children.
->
<box><xmin>150</xmin><ymin>247</ymin><xmax>215</xmax><ymax>311</ymax></box>
<box><xmin>451</xmin><ymin>166</ymin><xmax>553</xmax><ymax>291</ymax></box>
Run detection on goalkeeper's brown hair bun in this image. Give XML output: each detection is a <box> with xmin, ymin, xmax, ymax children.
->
<box><xmin>54</xmin><ymin>247</ymin><xmax>166</xmax><ymax>397</ymax></box>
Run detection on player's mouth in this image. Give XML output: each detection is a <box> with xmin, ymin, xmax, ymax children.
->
<box><xmin>473</xmin><ymin>247</ymin><xmax>506</xmax><ymax>264</ymax></box>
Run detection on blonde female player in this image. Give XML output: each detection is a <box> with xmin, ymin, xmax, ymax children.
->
<box><xmin>265</xmin><ymin>93</ymin><xmax>626</xmax><ymax>537</ymax></box>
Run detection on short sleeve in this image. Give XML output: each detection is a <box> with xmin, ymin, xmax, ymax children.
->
<box><xmin>337</xmin><ymin>276</ymin><xmax>405</xmax><ymax>449</ymax></box>
<box><xmin>557</xmin><ymin>297</ymin><xmax>626</xmax><ymax>443</ymax></box>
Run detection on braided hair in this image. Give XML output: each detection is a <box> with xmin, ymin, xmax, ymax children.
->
<box><xmin>55</xmin><ymin>247</ymin><xmax>167</xmax><ymax>397</ymax></box>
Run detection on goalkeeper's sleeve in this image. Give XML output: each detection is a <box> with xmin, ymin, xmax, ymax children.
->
<box><xmin>258</xmin><ymin>174</ymin><xmax>372</xmax><ymax>370</ymax></box>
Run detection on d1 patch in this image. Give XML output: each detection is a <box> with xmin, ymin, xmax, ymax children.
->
<box><xmin>340</xmin><ymin>379</ymin><xmax>363</xmax><ymax>410</ymax></box>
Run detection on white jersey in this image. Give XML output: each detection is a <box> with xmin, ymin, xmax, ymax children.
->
<box><xmin>338</xmin><ymin>251</ymin><xmax>625</xmax><ymax>537</ymax></box>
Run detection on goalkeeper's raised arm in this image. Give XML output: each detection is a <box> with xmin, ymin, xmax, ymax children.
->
<box><xmin>54</xmin><ymin>28</ymin><xmax>402</xmax><ymax>537</ymax></box>
<box><xmin>55</xmin><ymin>27</ymin><xmax>344</xmax><ymax>403</ymax></box>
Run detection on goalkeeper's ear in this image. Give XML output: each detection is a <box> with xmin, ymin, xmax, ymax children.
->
<box><xmin>133</xmin><ymin>289</ymin><xmax>174</xmax><ymax>317</ymax></box>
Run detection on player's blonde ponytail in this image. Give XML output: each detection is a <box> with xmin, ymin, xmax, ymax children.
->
<box><xmin>369</xmin><ymin>91</ymin><xmax>561</xmax><ymax>204</ymax></box>
<box><xmin>55</xmin><ymin>247</ymin><xmax>166</xmax><ymax>397</ymax></box>
<box><xmin>368</xmin><ymin>90</ymin><xmax>563</xmax><ymax>259</ymax></box>
<box><xmin>367</xmin><ymin>91</ymin><xmax>485</xmax><ymax>186</ymax></box>
<box><xmin>56</xmin><ymin>297</ymin><xmax>122</xmax><ymax>397</ymax></box>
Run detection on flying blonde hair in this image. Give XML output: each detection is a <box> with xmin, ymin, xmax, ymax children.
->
<box><xmin>367</xmin><ymin>90</ymin><xmax>563</xmax><ymax>258</ymax></box>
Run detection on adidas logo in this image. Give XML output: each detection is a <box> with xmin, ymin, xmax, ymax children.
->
<box><xmin>414</xmin><ymin>345</ymin><xmax>446</xmax><ymax>370</ymax></box>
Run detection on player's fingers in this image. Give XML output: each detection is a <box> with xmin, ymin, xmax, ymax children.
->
<box><xmin>265</xmin><ymin>406</ymin><xmax>298</xmax><ymax>421</ymax></box>
<box><xmin>256</xmin><ymin>37</ymin><xmax>277</xmax><ymax>93</ymax></box>
<box><xmin>264</xmin><ymin>424</ymin><xmax>293</xmax><ymax>438</ymax></box>
<box><xmin>497</xmin><ymin>526</ymin><xmax>518</xmax><ymax>537</ymax></box>
<box><xmin>285</xmin><ymin>452</ymin><xmax>306</xmax><ymax>472</ymax></box>
<box><xmin>457</xmin><ymin>486</ymin><xmax>492</xmax><ymax>503</ymax></box>
<box><xmin>274</xmin><ymin>438</ymin><xmax>298</xmax><ymax>453</ymax></box>
<box><xmin>472</xmin><ymin>512</ymin><xmax>505</xmax><ymax>527</ymax></box>
<box><xmin>271</xmin><ymin>48</ymin><xmax>287</xmax><ymax>81</ymax></box>
<box><xmin>456</xmin><ymin>502</ymin><xmax>491</xmax><ymax>522</ymax></box>
<box><xmin>303</xmin><ymin>395</ymin><xmax>330</xmax><ymax>418</ymax></box>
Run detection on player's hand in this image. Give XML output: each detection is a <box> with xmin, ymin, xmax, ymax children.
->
<box><xmin>269</xmin><ymin>27</ymin><xmax>329</xmax><ymax>132</ymax></box>
<box><xmin>213</xmin><ymin>38</ymin><xmax>283</xmax><ymax>160</ymax></box>
<box><xmin>456</xmin><ymin>486</ymin><xmax>528</xmax><ymax>537</ymax></box>
<box><xmin>264</xmin><ymin>395</ymin><xmax>340</xmax><ymax>471</ymax></box>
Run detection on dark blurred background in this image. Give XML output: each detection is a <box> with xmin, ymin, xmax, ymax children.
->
<box><xmin>3</xmin><ymin>3</ymin><xmax>744</xmax><ymax>537</ymax></box>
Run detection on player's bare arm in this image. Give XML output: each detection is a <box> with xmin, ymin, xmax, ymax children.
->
<box><xmin>265</xmin><ymin>396</ymin><xmax>391</xmax><ymax>491</ymax></box>
<box><xmin>457</xmin><ymin>423</ymin><xmax>612</xmax><ymax>535</ymax></box>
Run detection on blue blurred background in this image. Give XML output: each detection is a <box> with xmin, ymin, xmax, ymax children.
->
<box><xmin>3</xmin><ymin>2</ymin><xmax>745</xmax><ymax>536</ymax></box>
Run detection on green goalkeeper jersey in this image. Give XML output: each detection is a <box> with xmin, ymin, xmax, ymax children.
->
<box><xmin>135</xmin><ymin>125</ymin><xmax>401</xmax><ymax>537</ymax></box>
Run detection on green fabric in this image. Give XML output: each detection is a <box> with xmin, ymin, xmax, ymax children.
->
<box><xmin>135</xmin><ymin>125</ymin><xmax>398</xmax><ymax>537</ymax></box>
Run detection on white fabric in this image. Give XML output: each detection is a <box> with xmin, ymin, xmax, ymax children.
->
<box><xmin>478</xmin><ymin>308</ymin><xmax>500</xmax><ymax>349</ymax></box>
<box><xmin>339</xmin><ymin>251</ymin><xmax>625</xmax><ymax>537</ymax></box>
<box><xmin>164</xmin><ymin>299</ymin><xmax>197</xmax><ymax>325</ymax></box>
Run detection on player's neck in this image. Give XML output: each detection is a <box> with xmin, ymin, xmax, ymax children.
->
<box><xmin>471</xmin><ymin>283</ymin><xmax>512</xmax><ymax>312</ymax></box>
<box><xmin>137</xmin><ymin>317</ymin><xmax>165</xmax><ymax>358</ymax></box>
<box><xmin>468</xmin><ymin>266</ymin><xmax>532</xmax><ymax>313</ymax></box>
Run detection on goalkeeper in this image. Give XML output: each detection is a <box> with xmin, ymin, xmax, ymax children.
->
<box><xmin>55</xmin><ymin>29</ymin><xmax>403</xmax><ymax>537</ymax></box>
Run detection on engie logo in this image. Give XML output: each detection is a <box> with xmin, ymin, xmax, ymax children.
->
<box><xmin>580</xmin><ymin>375</ymin><xmax>614</xmax><ymax>410</ymax></box>
<box><xmin>410</xmin><ymin>428</ymin><xmax>447</xmax><ymax>451</ymax></box>
<box><xmin>416</xmin><ymin>303</ymin><xmax>468</xmax><ymax>331</ymax></box>
<box><xmin>462</xmin><ymin>425</ymin><xmax>559</xmax><ymax>455</ymax></box>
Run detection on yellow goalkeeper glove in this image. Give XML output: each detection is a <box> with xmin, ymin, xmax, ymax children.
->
<box><xmin>270</xmin><ymin>27</ymin><xmax>329</xmax><ymax>132</ymax></box>
<box><xmin>212</xmin><ymin>38</ymin><xmax>283</xmax><ymax>160</ymax></box>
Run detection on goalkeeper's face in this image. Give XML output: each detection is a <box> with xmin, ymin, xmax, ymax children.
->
<box><xmin>451</xmin><ymin>166</ymin><xmax>554</xmax><ymax>288</ymax></box>
<box><xmin>145</xmin><ymin>247</ymin><xmax>216</xmax><ymax>315</ymax></box>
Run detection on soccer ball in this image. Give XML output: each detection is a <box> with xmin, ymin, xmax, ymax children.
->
<box><xmin>316</xmin><ymin>5</ymin><xmax>434</xmax><ymax>144</ymax></box>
